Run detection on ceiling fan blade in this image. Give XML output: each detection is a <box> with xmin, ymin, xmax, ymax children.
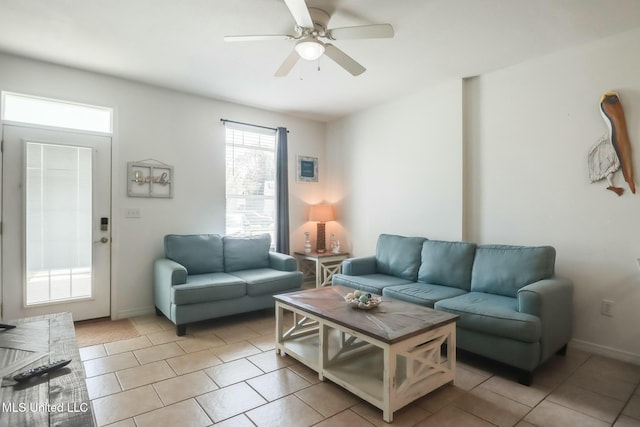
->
<box><xmin>274</xmin><ymin>50</ymin><xmax>300</xmax><ymax>77</ymax></box>
<box><xmin>328</xmin><ymin>24</ymin><xmax>394</xmax><ymax>40</ymax></box>
<box><xmin>283</xmin><ymin>0</ymin><xmax>314</xmax><ymax>28</ymax></box>
<box><xmin>324</xmin><ymin>44</ymin><xmax>366</xmax><ymax>76</ymax></box>
<box><xmin>224</xmin><ymin>34</ymin><xmax>294</xmax><ymax>42</ymax></box>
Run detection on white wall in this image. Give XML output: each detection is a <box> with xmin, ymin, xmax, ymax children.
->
<box><xmin>325</xmin><ymin>79</ymin><xmax>464</xmax><ymax>255</ymax></box>
<box><xmin>0</xmin><ymin>52</ymin><xmax>326</xmax><ymax>319</ymax></box>
<box><xmin>466</xmin><ymin>28</ymin><xmax>640</xmax><ymax>360</ymax></box>
<box><xmin>325</xmin><ymin>28</ymin><xmax>640</xmax><ymax>361</ymax></box>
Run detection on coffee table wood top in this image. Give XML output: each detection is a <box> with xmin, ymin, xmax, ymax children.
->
<box><xmin>275</xmin><ymin>285</ymin><xmax>458</xmax><ymax>344</ymax></box>
<box><xmin>0</xmin><ymin>312</ymin><xmax>93</xmax><ymax>427</ymax></box>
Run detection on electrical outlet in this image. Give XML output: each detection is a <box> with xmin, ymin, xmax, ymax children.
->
<box><xmin>637</xmin><ymin>258</ymin><xmax>640</xmax><ymax>271</ymax></box>
<box><xmin>125</xmin><ymin>207</ymin><xmax>141</xmax><ymax>218</ymax></box>
<box><xmin>601</xmin><ymin>299</ymin><xmax>614</xmax><ymax>317</ymax></box>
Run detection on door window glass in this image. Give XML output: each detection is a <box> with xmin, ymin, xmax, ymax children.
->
<box><xmin>25</xmin><ymin>142</ymin><xmax>93</xmax><ymax>305</ymax></box>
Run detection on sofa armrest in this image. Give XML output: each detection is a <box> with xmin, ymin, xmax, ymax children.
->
<box><xmin>268</xmin><ymin>252</ymin><xmax>297</xmax><ymax>271</ymax></box>
<box><xmin>518</xmin><ymin>277</ymin><xmax>573</xmax><ymax>361</ymax></box>
<box><xmin>153</xmin><ymin>258</ymin><xmax>188</xmax><ymax>317</ymax></box>
<box><xmin>342</xmin><ymin>256</ymin><xmax>377</xmax><ymax>276</ymax></box>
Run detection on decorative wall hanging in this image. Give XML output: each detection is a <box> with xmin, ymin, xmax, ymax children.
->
<box><xmin>127</xmin><ymin>159</ymin><xmax>173</xmax><ymax>198</ymax></box>
<box><xmin>588</xmin><ymin>92</ymin><xmax>635</xmax><ymax>196</ymax></box>
<box><xmin>297</xmin><ymin>155</ymin><xmax>318</xmax><ymax>182</ymax></box>
<box><xmin>588</xmin><ymin>134</ymin><xmax>621</xmax><ymax>193</ymax></box>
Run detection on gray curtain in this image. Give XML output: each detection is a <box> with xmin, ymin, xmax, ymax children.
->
<box><xmin>275</xmin><ymin>127</ymin><xmax>290</xmax><ymax>254</ymax></box>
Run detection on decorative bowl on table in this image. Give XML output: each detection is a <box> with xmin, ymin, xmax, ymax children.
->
<box><xmin>344</xmin><ymin>291</ymin><xmax>382</xmax><ymax>310</ymax></box>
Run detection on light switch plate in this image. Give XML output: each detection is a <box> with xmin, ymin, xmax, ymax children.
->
<box><xmin>125</xmin><ymin>207</ymin><xmax>141</xmax><ymax>218</ymax></box>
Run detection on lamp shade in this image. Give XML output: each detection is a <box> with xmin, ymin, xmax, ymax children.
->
<box><xmin>309</xmin><ymin>204</ymin><xmax>335</xmax><ymax>223</ymax></box>
<box><xmin>295</xmin><ymin>39</ymin><xmax>325</xmax><ymax>61</ymax></box>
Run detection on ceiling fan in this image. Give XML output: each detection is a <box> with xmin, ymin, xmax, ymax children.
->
<box><xmin>223</xmin><ymin>0</ymin><xmax>394</xmax><ymax>77</ymax></box>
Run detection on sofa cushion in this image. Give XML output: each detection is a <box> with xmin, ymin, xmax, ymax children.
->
<box><xmin>165</xmin><ymin>234</ymin><xmax>223</xmax><ymax>275</ymax></box>
<box><xmin>382</xmin><ymin>283</ymin><xmax>468</xmax><ymax>308</ymax></box>
<box><xmin>332</xmin><ymin>273</ymin><xmax>412</xmax><ymax>295</ymax></box>
<box><xmin>434</xmin><ymin>292</ymin><xmax>541</xmax><ymax>343</ymax></box>
<box><xmin>375</xmin><ymin>234</ymin><xmax>426</xmax><ymax>281</ymax></box>
<box><xmin>172</xmin><ymin>273</ymin><xmax>246</xmax><ymax>305</ymax></box>
<box><xmin>418</xmin><ymin>240</ymin><xmax>476</xmax><ymax>290</ymax></box>
<box><xmin>470</xmin><ymin>245</ymin><xmax>556</xmax><ymax>298</ymax></box>
<box><xmin>230</xmin><ymin>269</ymin><xmax>302</xmax><ymax>297</ymax></box>
<box><xmin>223</xmin><ymin>234</ymin><xmax>271</xmax><ymax>272</ymax></box>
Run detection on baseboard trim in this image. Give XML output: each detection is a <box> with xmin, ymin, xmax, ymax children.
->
<box><xmin>570</xmin><ymin>338</ymin><xmax>640</xmax><ymax>365</ymax></box>
<box><xmin>116</xmin><ymin>306</ymin><xmax>156</xmax><ymax>320</ymax></box>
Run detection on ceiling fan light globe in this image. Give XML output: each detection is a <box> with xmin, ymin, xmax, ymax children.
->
<box><xmin>295</xmin><ymin>39</ymin><xmax>325</xmax><ymax>61</ymax></box>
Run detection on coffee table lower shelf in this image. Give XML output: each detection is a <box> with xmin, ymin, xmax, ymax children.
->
<box><xmin>275</xmin><ymin>301</ymin><xmax>456</xmax><ymax>422</ymax></box>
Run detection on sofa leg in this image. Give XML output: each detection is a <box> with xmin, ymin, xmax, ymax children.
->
<box><xmin>155</xmin><ymin>306</ymin><xmax>162</xmax><ymax>316</ymax></box>
<box><xmin>556</xmin><ymin>344</ymin><xmax>568</xmax><ymax>356</ymax></box>
<box><xmin>177</xmin><ymin>324</ymin><xmax>187</xmax><ymax>336</ymax></box>
<box><xmin>518</xmin><ymin>370</ymin><xmax>533</xmax><ymax>386</ymax></box>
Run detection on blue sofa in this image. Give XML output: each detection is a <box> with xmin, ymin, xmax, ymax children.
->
<box><xmin>332</xmin><ymin>234</ymin><xmax>573</xmax><ymax>384</ymax></box>
<box><xmin>154</xmin><ymin>233</ymin><xmax>303</xmax><ymax>336</ymax></box>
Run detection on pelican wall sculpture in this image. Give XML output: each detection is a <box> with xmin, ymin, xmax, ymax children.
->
<box><xmin>588</xmin><ymin>91</ymin><xmax>635</xmax><ymax>196</ymax></box>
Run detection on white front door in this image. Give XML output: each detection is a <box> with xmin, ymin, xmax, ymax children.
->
<box><xmin>1</xmin><ymin>125</ymin><xmax>111</xmax><ymax>321</ymax></box>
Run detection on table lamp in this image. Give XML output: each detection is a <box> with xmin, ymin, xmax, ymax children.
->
<box><xmin>309</xmin><ymin>204</ymin><xmax>335</xmax><ymax>253</ymax></box>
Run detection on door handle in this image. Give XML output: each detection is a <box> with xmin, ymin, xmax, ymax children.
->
<box><xmin>94</xmin><ymin>237</ymin><xmax>110</xmax><ymax>244</ymax></box>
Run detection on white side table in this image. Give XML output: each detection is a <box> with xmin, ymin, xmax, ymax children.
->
<box><xmin>294</xmin><ymin>251</ymin><xmax>350</xmax><ymax>287</ymax></box>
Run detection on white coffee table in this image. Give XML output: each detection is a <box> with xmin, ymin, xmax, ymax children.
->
<box><xmin>274</xmin><ymin>286</ymin><xmax>458</xmax><ymax>422</ymax></box>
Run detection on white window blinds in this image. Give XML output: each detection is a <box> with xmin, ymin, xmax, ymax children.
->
<box><xmin>225</xmin><ymin>124</ymin><xmax>276</xmax><ymax>246</ymax></box>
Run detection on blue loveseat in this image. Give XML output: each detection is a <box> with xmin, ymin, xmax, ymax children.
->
<box><xmin>154</xmin><ymin>233</ymin><xmax>303</xmax><ymax>336</ymax></box>
<box><xmin>332</xmin><ymin>234</ymin><xmax>573</xmax><ymax>384</ymax></box>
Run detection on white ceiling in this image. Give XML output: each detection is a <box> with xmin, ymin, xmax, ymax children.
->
<box><xmin>1</xmin><ymin>0</ymin><xmax>640</xmax><ymax>122</ymax></box>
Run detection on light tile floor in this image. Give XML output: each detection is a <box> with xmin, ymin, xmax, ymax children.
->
<box><xmin>78</xmin><ymin>310</ymin><xmax>640</xmax><ymax>427</ymax></box>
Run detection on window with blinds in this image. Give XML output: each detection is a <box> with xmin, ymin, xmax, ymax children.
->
<box><xmin>225</xmin><ymin>125</ymin><xmax>276</xmax><ymax>246</ymax></box>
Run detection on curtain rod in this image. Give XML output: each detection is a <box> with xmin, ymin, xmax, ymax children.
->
<box><xmin>220</xmin><ymin>118</ymin><xmax>289</xmax><ymax>133</ymax></box>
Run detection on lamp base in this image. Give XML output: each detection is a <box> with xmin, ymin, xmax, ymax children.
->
<box><xmin>316</xmin><ymin>222</ymin><xmax>327</xmax><ymax>253</ymax></box>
